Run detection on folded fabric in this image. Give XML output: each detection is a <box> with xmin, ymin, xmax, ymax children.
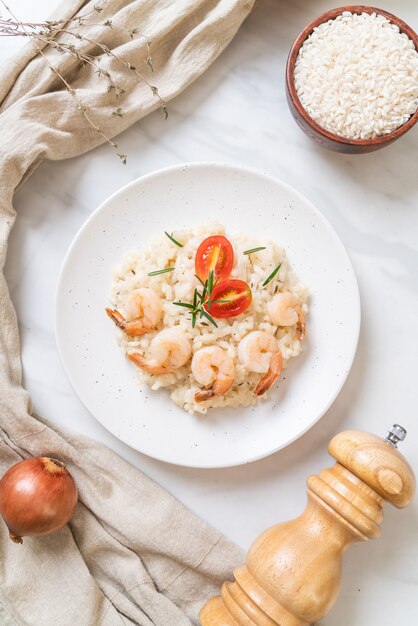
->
<box><xmin>0</xmin><ymin>1</ymin><xmax>255</xmax><ymax>623</ymax></box>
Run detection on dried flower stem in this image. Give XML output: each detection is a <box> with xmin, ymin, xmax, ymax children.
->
<box><xmin>51</xmin><ymin>29</ymin><xmax>164</xmax><ymax>111</ymax></box>
<box><xmin>0</xmin><ymin>0</ymin><xmax>167</xmax><ymax>160</ymax></box>
<box><xmin>43</xmin><ymin>47</ymin><xmax>128</xmax><ymax>163</ymax></box>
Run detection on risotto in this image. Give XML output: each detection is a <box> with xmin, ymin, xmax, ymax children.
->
<box><xmin>106</xmin><ymin>222</ymin><xmax>308</xmax><ymax>415</ymax></box>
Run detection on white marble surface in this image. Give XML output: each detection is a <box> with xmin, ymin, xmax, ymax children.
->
<box><xmin>2</xmin><ymin>1</ymin><xmax>418</xmax><ymax>623</ymax></box>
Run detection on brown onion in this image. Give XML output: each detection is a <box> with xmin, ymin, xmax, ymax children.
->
<box><xmin>0</xmin><ymin>457</ymin><xmax>78</xmax><ymax>543</ymax></box>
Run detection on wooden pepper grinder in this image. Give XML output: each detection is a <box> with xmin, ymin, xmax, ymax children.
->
<box><xmin>200</xmin><ymin>425</ymin><xmax>415</xmax><ymax>626</ymax></box>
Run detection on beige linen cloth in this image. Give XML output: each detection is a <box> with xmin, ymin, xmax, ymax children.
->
<box><xmin>0</xmin><ymin>1</ymin><xmax>256</xmax><ymax>623</ymax></box>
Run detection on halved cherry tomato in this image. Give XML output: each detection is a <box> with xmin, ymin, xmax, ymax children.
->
<box><xmin>195</xmin><ymin>235</ymin><xmax>234</xmax><ymax>282</ymax></box>
<box><xmin>205</xmin><ymin>279</ymin><xmax>252</xmax><ymax>319</ymax></box>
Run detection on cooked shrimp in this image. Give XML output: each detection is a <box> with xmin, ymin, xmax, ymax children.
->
<box><xmin>106</xmin><ymin>288</ymin><xmax>162</xmax><ymax>336</ymax></box>
<box><xmin>128</xmin><ymin>327</ymin><xmax>192</xmax><ymax>375</ymax></box>
<box><xmin>267</xmin><ymin>291</ymin><xmax>305</xmax><ymax>340</ymax></box>
<box><xmin>192</xmin><ymin>346</ymin><xmax>235</xmax><ymax>402</ymax></box>
<box><xmin>238</xmin><ymin>331</ymin><xmax>282</xmax><ymax>396</ymax></box>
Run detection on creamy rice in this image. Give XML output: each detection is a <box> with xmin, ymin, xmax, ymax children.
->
<box><xmin>109</xmin><ymin>222</ymin><xmax>308</xmax><ymax>414</ymax></box>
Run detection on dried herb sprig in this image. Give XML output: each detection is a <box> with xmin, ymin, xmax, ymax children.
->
<box><xmin>164</xmin><ymin>231</ymin><xmax>183</xmax><ymax>247</ymax></box>
<box><xmin>148</xmin><ymin>267</ymin><xmax>175</xmax><ymax>276</ymax></box>
<box><xmin>263</xmin><ymin>262</ymin><xmax>282</xmax><ymax>287</ymax></box>
<box><xmin>243</xmin><ymin>246</ymin><xmax>266</xmax><ymax>255</ymax></box>
<box><xmin>0</xmin><ymin>0</ymin><xmax>167</xmax><ymax>162</ymax></box>
<box><xmin>173</xmin><ymin>270</ymin><xmax>224</xmax><ymax>328</ymax></box>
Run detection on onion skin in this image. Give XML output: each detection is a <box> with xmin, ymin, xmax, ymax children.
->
<box><xmin>0</xmin><ymin>457</ymin><xmax>78</xmax><ymax>543</ymax></box>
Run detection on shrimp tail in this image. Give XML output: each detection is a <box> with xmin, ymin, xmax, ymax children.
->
<box><xmin>254</xmin><ymin>350</ymin><xmax>283</xmax><ymax>396</ymax></box>
<box><xmin>106</xmin><ymin>308</ymin><xmax>127</xmax><ymax>330</ymax></box>
<box><xmin>106</xmin><ymin>308</ymin><xmax>148</xmax><ymax>336</ymax></box>
<box><xmin>128</xmin><ymin>352</ymin><xmax>147</xmax><ymax>368</ymax></box>
<box><xmin>195</xmin><ymin>374</ymin><xmax>234</xmax><ymax>403</ymax></box>
<box><xmin>128</xmin><ymin>352</ymin><xmax>171</xmax><ymax>375</ymax></box>
<box><xmin>195</xmin><ymin>389</ymin><xmax>215</xmax><ymax>402</ymax></box>
<box><xmin>213</xmin><ymin>375</ymin><xmax>234</xmax><ymax>397</ymax></box>
<box><xmin>295</xmin><ymin>305</ymin><xmax>306</xmax><ymax>340</ymax></box>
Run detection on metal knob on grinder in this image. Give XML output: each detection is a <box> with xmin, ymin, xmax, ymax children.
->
<box><xmin>386</xmin><ymin>424</ymin><xmax>407</xmax><ymax>447</ymax></box>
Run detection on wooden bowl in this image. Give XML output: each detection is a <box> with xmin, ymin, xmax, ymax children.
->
<box><xmin>286</xmin><ymin>6</ymin><xmax>418</xmax><ymax>154</ymax></box>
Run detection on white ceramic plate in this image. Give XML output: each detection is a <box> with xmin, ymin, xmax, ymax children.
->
<box><xmin>55</xmin><ymin>163</ymin><xmax>360</xmax><ymax>468</ymax></box>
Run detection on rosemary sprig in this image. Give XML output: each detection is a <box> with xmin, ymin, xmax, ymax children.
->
<box><xmin>172</xmin><ymin>302</ymin><xmax>194</xmax><ymax>308</ymax></box>
<box><xmin>148</xmin><ymin>267</ymin><xmax>175</xmax><ymax>276</ymax></box>
<box><xmin>200</xmin><ymin>309</ymin><xmax>218</xmax><ymax>327</ymax></box>
<box><xmin>243</xmin><ymin>246</ymin><xmax>266</xmax><ymax>255</ymax></box>
<box><xmin>164</xmin><ymin>231</ymin><xmax>183</xmax><ymax>247</ymax></box>
<box><xmin>173</xmin><ymin>270</ymin><xmax>223</xmax><ymax>328</ymax></box>
<box><xmin>208</xmin><ymin>269</ymin><xmax>214</xmax><ymax>294</ymax></box>
<box><xmin>263</xmin><ymin>262</ymin><xmax>282</xmax><ymax>287</ymax></box>
<box><xmin>195</xmin><ymin>274</ymin><xmax>205</xmax><ymax>287</ymax></box>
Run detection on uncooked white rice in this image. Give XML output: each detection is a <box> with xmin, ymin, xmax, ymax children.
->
<box><xmin>294</xmin><ymin>11</ymin><xmax>418</xmax><ymax>139</ymax></box>
<box><xmin>109</xmin><ymin>222</ymin><xmax>308</xmax><ymax>415</ymax></box>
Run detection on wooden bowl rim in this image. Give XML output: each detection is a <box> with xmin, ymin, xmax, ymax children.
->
<box><xmin>286</xmin><ymin>5</ymin><xmax>418</xmax><ymax>147</ymax></box>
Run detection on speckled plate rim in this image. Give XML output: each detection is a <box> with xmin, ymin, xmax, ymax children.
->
<box><xmin>55</xmin><ymin>162</ymin><xmax>361</xmax><ymax>468</ymax></box>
